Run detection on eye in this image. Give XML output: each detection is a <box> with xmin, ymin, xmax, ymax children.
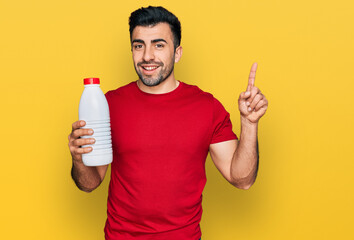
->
<box><xmin>134</xmin><ymin>44</ymin><xmax>143</xmax><ymax>50</ymax></box>
<box><xmin>156</xmin><ymin>43</ymin><xmax>164</xmax><ymax>48</ymax></box>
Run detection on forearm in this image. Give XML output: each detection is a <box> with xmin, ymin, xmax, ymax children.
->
<box><xmin>230</xmin><ymin>117</ymin><xmax>259</xmax><ymax>189</ymax></box>
<box><xmin>71</xmin><ymin>160</ymin><xmax>102</xmax><ymax>192</ymax></box>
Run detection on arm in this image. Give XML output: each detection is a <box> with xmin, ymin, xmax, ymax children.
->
<box><xmin>69</xmin><ymin>120</ymin><xmax>109</xmax><ymax>192</ymax></box>
<box><xmin>71</xmin><ymin>160</ymin><xmax>108</xmax><ymax>193</ymax></box>
<box><xmin>230</xmin><ymin>119</ymin><xmax>259</xmax><ymax>189</ymax></box>
<box><xmin>209</xmin><ymin>62</ymin><xmax>267</xmax><ymax>190</ymax></box>
<box><xmin>209</xmin><ymin>119</ymin><xmax>259</xmax><ymax>190</ymax></box>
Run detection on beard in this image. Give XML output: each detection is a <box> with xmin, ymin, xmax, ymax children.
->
<box><xmin>134</xmin><ymin>57</ymin><xmax>175</xmax><ymax>87</ymax></box>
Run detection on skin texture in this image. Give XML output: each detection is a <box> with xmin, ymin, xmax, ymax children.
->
<box><xmin>69</xmin><ymin>23</ymin><xmax>268</xmax><ymax>192</ymax></box>
<box><xmin>131</xmin><ymin>23</ymin><xmax>182</xmax><ymax>94</ymax></box>
<box><xmin>209</xmin><ymin>63</ymin><xmax>268</xmax><ymax>189</ymax></box>
<box><xmin>69</xmin><ymin>120</ymin><xmax>108</xmax><ymax>192</ymax></box>
<box><xmin>132</xmin><ymin>24</ymin><xmax>175</xmax><ymax>87</ymax></box>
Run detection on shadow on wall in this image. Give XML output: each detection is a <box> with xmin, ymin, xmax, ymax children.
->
<box><xmin>66</xmin><ymin>166</ymin><xmax>111</xmax><ymax>238</ymax></box>
<box><xmin>202</xmin><ymin>151</ymin><xmax>273</xmax><ymax>237</ymax></box>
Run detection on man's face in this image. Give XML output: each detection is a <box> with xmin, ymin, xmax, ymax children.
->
<box><xmin>131</xmin><ymin>22</ymin><xmax>181</xmax><ymax>86</ymax></box>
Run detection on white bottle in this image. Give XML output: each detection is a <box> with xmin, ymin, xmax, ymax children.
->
<box><xmin>79</xmin><ymin>78</ymin><xmax>112</xmax><ymax>166</ymax></box>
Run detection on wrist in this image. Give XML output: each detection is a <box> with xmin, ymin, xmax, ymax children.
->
<box><xmin>72</xmin><ymin>157</ymin><xmax>84</xmax><ymax>167</ymax></box>
<box><xmin>240</xmin><ymin>116</ymin><xmax>258</xmax><ymax>128</ymax></box>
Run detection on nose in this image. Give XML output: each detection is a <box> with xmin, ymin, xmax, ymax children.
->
<box><xmin>143</xmin><ymin>46</ymin><xmax>154</xmax><ymax>62</ymax></box>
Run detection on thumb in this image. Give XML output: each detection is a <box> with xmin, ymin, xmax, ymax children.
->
<box><xmin>239</xmin><ymin>91</ymin><xmax>251</xmax><ymax>101</ymax></box>
<box><xmin>238</xmin><ymin>91</ymin><xmax>251</xmax><ymax>106</ymax></box>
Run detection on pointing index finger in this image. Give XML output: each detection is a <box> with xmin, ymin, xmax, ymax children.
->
<box><xmin>247</xmin><ymin>62</ymin><xmax>258</xmax><ymax>91</ymax></box>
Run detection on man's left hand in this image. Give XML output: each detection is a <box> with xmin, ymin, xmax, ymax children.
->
<box><xmin>238</xmin><ymin>62</ymin><xmax>268</xmax><ymax>124</ymax></box>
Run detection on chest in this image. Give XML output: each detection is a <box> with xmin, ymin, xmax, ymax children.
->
<box><xmin>109</xmin><ymin>99</ymin><xmax>212</xmax><ymax>156</ymax></box>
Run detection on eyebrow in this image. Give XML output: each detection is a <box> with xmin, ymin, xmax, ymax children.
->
<box><xmin>151</xmin><ymin>38</ymin><xmax>167</xmax><ymax>44</ymax></box>
<box><xmin>132</xmin><ymin>39</ymin><xmax>144</xmax><ymax>44</ymax></box>
<box><xmin>131</xmin><ymin>38</ymin><xmax>168</xmax><ymax>45</ymax></box>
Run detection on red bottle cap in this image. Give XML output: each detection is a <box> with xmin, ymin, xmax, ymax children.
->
<box><xmin>84</xmin><ymin>78</ymin><xmax>100</xmax><ymax>85</ymax></box>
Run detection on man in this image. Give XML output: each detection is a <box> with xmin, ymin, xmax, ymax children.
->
<box><xmin>68</xmin><ymin>6</ymin><xmax>268</xmax><ymax>240</ymax></box>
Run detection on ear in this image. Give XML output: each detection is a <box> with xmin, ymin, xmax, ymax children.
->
<box><xmin>174</xmin><ymin>46</ymin><xmax>183</xmax><ymax>63</ymax></box>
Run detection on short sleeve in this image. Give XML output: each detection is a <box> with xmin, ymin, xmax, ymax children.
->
<box><xmin>210</xmin><ymin>97</ymin><xmax>238</xmax><ymax>144</ymax></box>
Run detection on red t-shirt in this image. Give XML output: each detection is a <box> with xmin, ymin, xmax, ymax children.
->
<box><xmin>104</xmin><ymin>81</ymin><xmax>238</xmax><ymax>240</ymax></box>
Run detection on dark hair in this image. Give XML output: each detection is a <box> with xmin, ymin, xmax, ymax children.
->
<box><xmin>129</xmin><ymin>6</ymin><xmax>181</xmax><ymax>49</ymax></box>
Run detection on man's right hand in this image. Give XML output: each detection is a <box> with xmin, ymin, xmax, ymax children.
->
<box><xmin>68</xmin><ymin>120</ymin><xmax>95</xmax><ymax>163</ymax></box>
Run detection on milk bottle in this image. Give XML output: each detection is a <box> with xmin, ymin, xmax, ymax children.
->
<box><xmin>79</xmin><ymin>78</ymin><xmax>112</xmax><ymax>166</ymax></box>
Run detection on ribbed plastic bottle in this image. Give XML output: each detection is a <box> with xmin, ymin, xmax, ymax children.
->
<box><xmin>79</xmin><ymin>78</ymin><xmax>112</xmax><ymax>166</ymax></box>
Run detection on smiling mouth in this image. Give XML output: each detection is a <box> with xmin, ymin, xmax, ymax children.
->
<box><xmin>141</xmin><ymin>66</ymin><xmax>159</xmax><ymax>71</ymax></box>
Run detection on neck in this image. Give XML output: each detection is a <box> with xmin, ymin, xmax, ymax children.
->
<box><xmin>137</xmin><ymin>75</ymin><xmax>180</xmax><ymax>94</ymax></box>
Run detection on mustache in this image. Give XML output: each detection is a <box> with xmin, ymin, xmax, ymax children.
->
<box><xmin>137</xmin><ymin>61</ymin><xmax>164</xmax><ymax>67</ymax></box>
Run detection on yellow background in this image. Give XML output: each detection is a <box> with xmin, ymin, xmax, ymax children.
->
<box><xmin>1</xmin><ymin>0</ymin><xmax>353</xmax><ymax>239</ymax></box>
